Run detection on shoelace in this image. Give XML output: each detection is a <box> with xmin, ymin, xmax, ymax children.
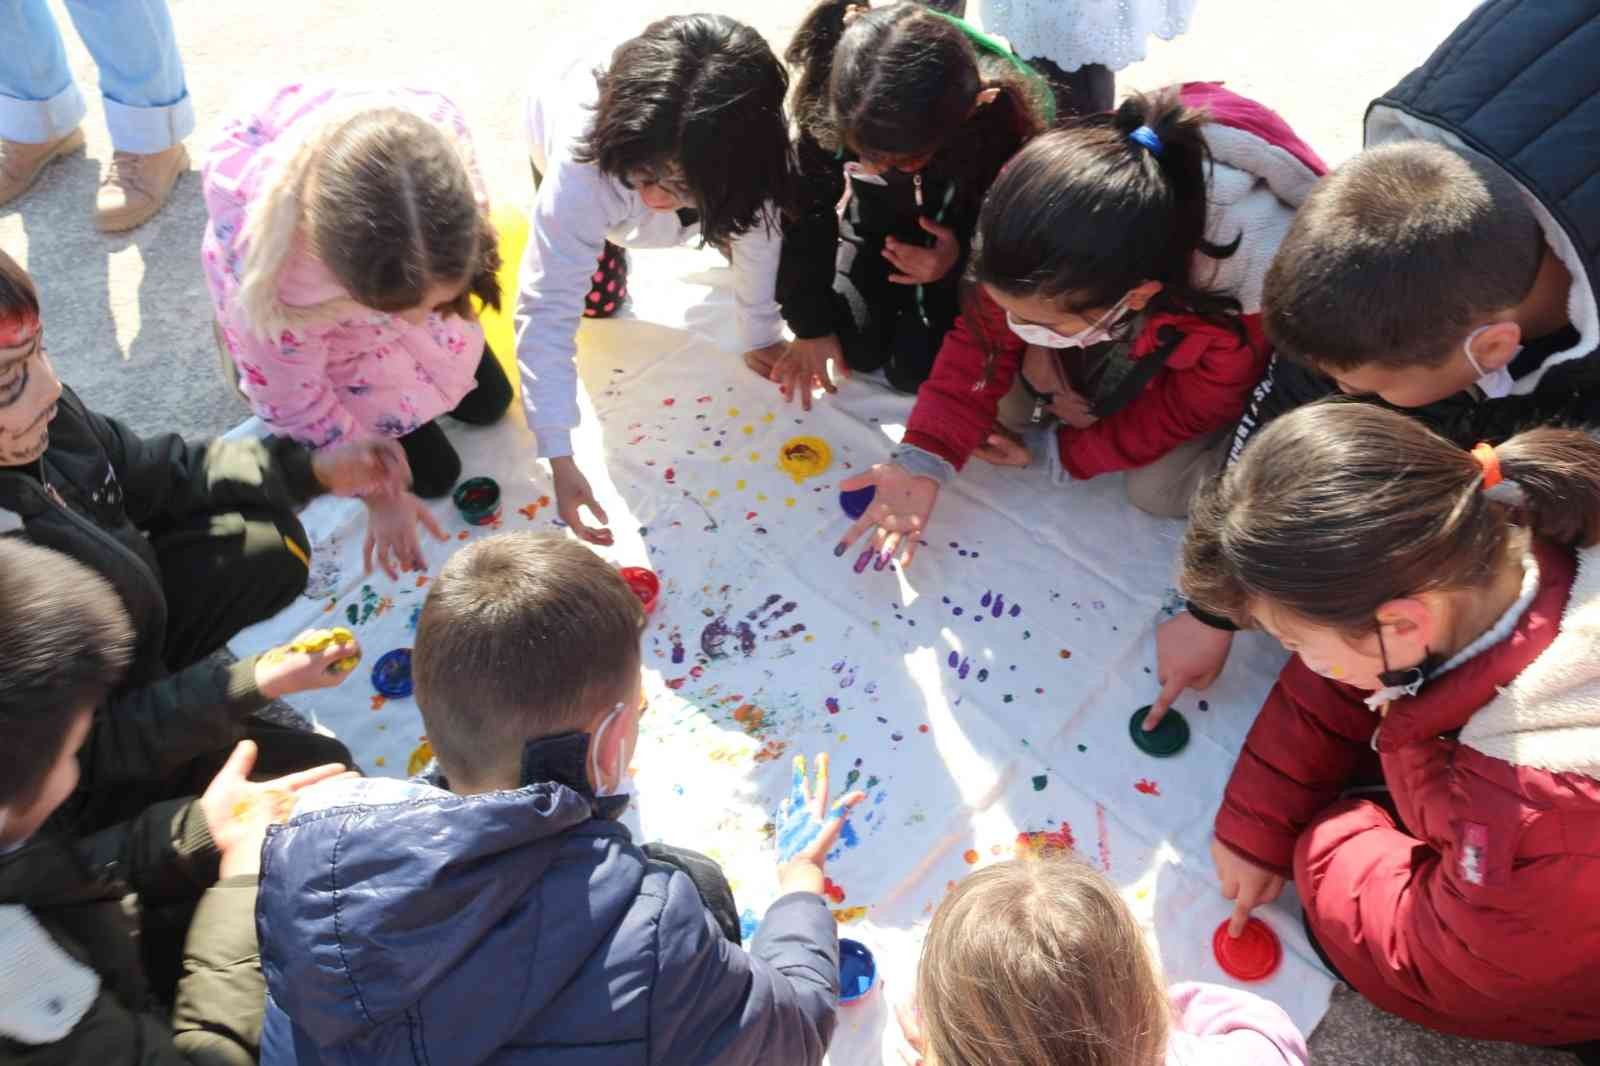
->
<box><xmin>102</xmin><ymin>152</ymin><xmax>146</xmax><ymax>190</ymax></box>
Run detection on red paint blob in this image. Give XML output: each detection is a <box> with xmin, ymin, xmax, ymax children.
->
<box><xmin>620</xmin><ymin>567</ymin><xmax>660</xmax><ymax>615</ymax></box>
<box><xmin>1134</xmin><ymin>778</ymin><xmax>1161</xmax><ymax>796</ymax></box>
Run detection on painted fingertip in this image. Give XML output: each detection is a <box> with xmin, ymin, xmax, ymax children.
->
<box><xmin>853</xmin><ymin>547</ymin><xmax>873</xmax><ymax>574</ymax></box>
<box><xmin>873</xmin><ymin>549</ymin><xmax>892</xmax><ymax>572</ymax></box>
<box><xmin>833</xmin><ymin>542</ymin><xmax>849</xmax><ymax>558</ymax></box>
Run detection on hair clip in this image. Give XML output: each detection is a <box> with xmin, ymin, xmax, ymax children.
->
<box><xmin>1127</xmin><ymin>125</ymin><xmax>1164</xmax><ymax>157</ymax></box>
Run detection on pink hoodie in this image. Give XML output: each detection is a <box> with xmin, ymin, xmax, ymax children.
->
<box><xmin>200</xmin><ymin>84</ymin><xmax>487</xmax><ymax>447</ymax></box>
<box><xmin>1164</xmin><ymin>982</ymin><xmax>1309</xmax><ymax>1066</ymax></box>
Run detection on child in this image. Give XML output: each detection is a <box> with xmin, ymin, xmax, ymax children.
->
<box><xmin>256</xmin><ymin>533</ymin><xmax>863</xmax><ymax>1064</ymax></box>
<box><xmin>1</xmin><ymin>247</ymin><xmax>365</xmax><ymax>832</ymax></box>
<box><xmin>895</xmin><ymin>853</ymin><xmax>1309</xmax><ymax>1065</ymax></box>
<box><xmin>765</xmin><ymin>0</ymin><xmax>1049</xmax><ymax>402</ymax></box>
<box><xmin>837</xmin><ymin>84</ymin><xmax>1324</xmax><ymax>567</ymax></box>
<box><xmin>0</xmin><ymin>538</ymin><xmax>349</xmax><ymax>1064</ymax></box>
<box><xmin>1183</xmin><ymin>402</ymin><xmax>1600</xmax><ymax>1046</ymax></box>
<box><xmin>1154</xmin><ymin>0</ymin><xmax>1600</xmax><ymax>721</ymax></box>
<box><xmin>518</xmin><ymin>16</ymin><xmax>793</xmax><ymax>545</ymax></box>
<box><xmin>201</xmin><ymin>84</ymin><xmax>513</xmax><ymax>528</ymax></box>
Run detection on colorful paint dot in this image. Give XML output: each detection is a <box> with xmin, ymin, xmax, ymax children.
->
<box><xmin>1031</xmin><ymin>774</ymin><xmax>1048</xmax><ymax>791</ymax></box>
<box><xmin>963</xmin><ymin>849</ymin><xmax>979</xmax><ymax>864</ymax></box>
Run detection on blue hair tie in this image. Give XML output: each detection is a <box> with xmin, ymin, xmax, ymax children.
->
<box><xmin>1128</xmin><ymin>125</ymin><xmax>1164</xmax><ymax>156</ymax></box>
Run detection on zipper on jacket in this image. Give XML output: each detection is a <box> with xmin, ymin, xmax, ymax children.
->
<box><xmin>915</xmin><ymin>181</ymin><xmax>958</xmax><ymax>328</ymax></box>
<box><xmin>913</xmin><ymin>173</ymin><xmax>923</xmax><ymax>208</ymax></box>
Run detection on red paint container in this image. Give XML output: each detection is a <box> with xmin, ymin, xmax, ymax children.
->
<box><xmin>620</xmin><ymin>566</ymin><xmax>661</xmax><ymax>615</ymax></box>
<box><xmin>1212</xmin><ymin>918</ymin><xmax>1282</xmax><ymax>982</ymax></box>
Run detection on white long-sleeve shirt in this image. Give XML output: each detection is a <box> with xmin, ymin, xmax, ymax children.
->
<box><xmin>516</xmin><ymin>61</ymin><xmax>786</xmax><ymax>459</ymax></box>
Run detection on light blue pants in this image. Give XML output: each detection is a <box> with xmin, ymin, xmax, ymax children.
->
<box><xmin>0</xmin><ymin>0</ymin><xmax>192</xmax><ymax>151</ymax></box>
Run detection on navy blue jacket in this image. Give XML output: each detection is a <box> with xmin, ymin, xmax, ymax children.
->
<box><xmin>255</xmin><ymin>735</ymin><xmax>841</xmax><ymax>1065</ymax></box>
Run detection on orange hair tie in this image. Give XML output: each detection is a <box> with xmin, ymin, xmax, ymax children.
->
<box><xmin>1472</xmin><ymin>442</ymin><xmax>1503</xmax><ymax>490</ymax></box>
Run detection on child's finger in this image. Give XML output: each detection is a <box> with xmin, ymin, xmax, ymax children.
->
<box><xmin>810</xmin><ymin>789</ymin><xmax>867</xmax><ymax>854</ymax></box>
<box><xmin>887</xmin><ymin>272</ymin><xmax>920</xmax><ymax>285</ymax></box>
<box><xmin>417</xmin><ymin>505</ymin><xmax>448</xmax><ymax>543</ymax></box>
<box><xmin>812</xmin><ymin>752</ymin><xmax>830</xmax><ymax>820</ymax></box>
<box><xmin>1227</xmin><ymin>897</ymin><xmax>1255</xmax><ymax>938</ymax></box>
<box><xmin>1148</xmin><ymin>676</ymin><xmax>1186</xmax><ymax>727</ymax></box>
<box><xmin>268</xmin><ymin>761</ymin><xmax>349</xmax><ymax>793</ymax></box>
<box><xmin>833</xmin><ymin>510</ymin><xmax>877</xmax><ymax>557</ymax></box>
<box><xmin>362</xmin><ymin>533</ymin><xmax>376</xmax><ymax>576</ymax></box>
<box><xmin>898</xmin><ymin>533</ymin><xmax>922</xmax><ymax>569</ymax></box>
<box><xmin>875</xmin><ymin>531</ymin><xmax>899</xmax><ymax>571</ymax></box>
<box><xmin>918</xmin><ymin>216</ymin><xmax>954</xmax><ymax>241</ymax></box>
<box><xmin>216</xmin><ymin>740</ymin><xmax>260</xmax><ymax>786</ymax></box>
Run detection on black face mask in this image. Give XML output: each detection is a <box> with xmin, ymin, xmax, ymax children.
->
<box><xmin>1375</xmin><ymin>626</ymin><xmax>1447</xmax><ymax>697</ymax></box>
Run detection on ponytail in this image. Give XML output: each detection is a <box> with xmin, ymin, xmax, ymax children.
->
<box><xmin>786</xmin><ymin>0</ymin><xmax>854</xmax><ymax>146</ymax></box>
<box><xmin>1180</xmin><ymin>402</ymin><xmax>1600</xmax><ymax>633</ymax></box>
<box><xmin>974</xmin><ymin>87</ymin><xmax>1239</xmax><ymax>323</ymax></box>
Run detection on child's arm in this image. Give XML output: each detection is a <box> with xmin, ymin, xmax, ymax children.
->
<box><xmin>1165</xmin><ymin>982</ymin><xmax>1309</xmax><ymax>1066</ymax></box>
<box><xmin>728</xmin><ymin>216</ymin><xmax>788</xmax><ymax>355</ymax></box>
<box><xmin>513</xmin><ymin>155</ymin><xmax>615</xmax><ymax>461</ymax></box>
<box><xmin>1055</xmin><ymin>316</ymin><xmax>1269</xmax><ymax>480</ymax></box>
<box><xmin>225</xmin><ymin>322</ymin><xmax>366</xmax><ymax>450</ymax></box>
<box><xmin>1214</xmin><ymin>657</ymin><xmax>1377</xmax><ymax>875</ymax></box>
<box><xmin>901</xmin><ymin>289</ymin><xmax>1026</xmax><ymax>470</ymax></box>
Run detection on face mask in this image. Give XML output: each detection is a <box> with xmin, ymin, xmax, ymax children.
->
<box><xmin>1462</xmin><ymin>324</ymin><xmax>1515</xmax><ymax>399</ymax></box>
<box><xmin>1006</xmin><ymin>296</ymin><xmax>1130</xmax><ymax>350</ymax></box>
<box><xmin>588</xmin><ymin>703</ymin><xmax>626</xmax><ymax>798</ymax></box>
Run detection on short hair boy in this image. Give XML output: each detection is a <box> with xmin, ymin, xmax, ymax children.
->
<box><xmin>257</xmin><ymin>533</ymin><xmax>856</xmax><ymax>1065</ymax></box>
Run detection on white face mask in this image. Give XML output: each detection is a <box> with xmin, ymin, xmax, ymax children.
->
<box><xmin>1462</xmin><ymin>324</ymin><xmax>1515</xmax><ymax>399</ymax></box>
<box><xmin>1005</xmin><ymin>296</ymin><xmax>1130</xmax><ymax>350</ymax></box>
<box><xmin>588</xmin><ymin>703</ymin><xmax>627</xmax><ymax>798</ymax></box>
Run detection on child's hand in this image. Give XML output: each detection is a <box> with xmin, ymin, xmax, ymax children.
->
<box><xmin>1050</xmin><ymin>384</ymin><xmax>1099</xmax><ymax>430</ymax></box>
<box><xmin>256</xmin><ymin>628</ymin><xmax>363</xmax><ymax>699</ymax></box>
<box><xmin>834</xmin><ymin>464</ymin><xmax>938</xmax><ymax>570</ymax></box>
<box><xmin>894</xmin><ymin>998</ymin><xmax>927</xmax><ymax>1065</ymax></box>
<box><xmin>766</xmin><ymin>336</ymin><xmax>848</xmax><ymax>411</ymax></box>
<box><xmin>550</xmin><ymin>456</ymin><xmax>613</xmax><ymax>546</ymax></box>
<box><xmin>884</xmin><ymin>218</ymin><xmax>959</xmax><ymax>285</ymax></box>
<box><xmin>1212</xmin><ymin>836</ymin><xmax>1286</xmax><ymax>937</ymax></box>
<box><xmin>312</xmin><ymin>439</ymin><xmax>412</xmax><ymax>498</ymax></box>
<box><xmin>775</xmin><ymin>753</ymin><xmax>865</xmax><ymax>896</ymax></box>
<box><xmin>973</xmin><ymin>425</ymin><xmax>1031</xmax><ymax>467</ymax></box>
<box><xmin>200</xmin><ymin>741</ymin><xmax>351</xmax><ymax>879</ymax></box>
<box><xmin>1151</xmin><ymin>612</ymin><xmax>1235</xmax><ymax>727</ymax></box>
<box><xmin>363</xmin><ymin>493</ymin><xmax>447</xmax><ymax>579</ymax></box>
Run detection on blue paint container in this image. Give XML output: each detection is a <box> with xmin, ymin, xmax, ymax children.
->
<box><xmin>839</xmin><ymin>485</ymin><xmax>876</xmax><ymax>520</ymax></box>
<box><xmin>838</xmin><ymin>938</ymin><xmax>878</xmax><ymax>1006</ymax></box>
<box><xmin>371</xmin><ymin>648</ymin><xmax>414</xmax><ymax>699</ymax></box>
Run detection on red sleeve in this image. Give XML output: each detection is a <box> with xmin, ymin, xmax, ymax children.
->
<box><xmin>1056</xmin><ymin>314</ymin><xmax>1269</xmax><ymax>480</ymax></box>
<box><xmin>1214</xmin><ymin>657</ymin><xmax>1377</xmax><ymax>876</ymax></box>
<box><xmin>902</xmin><ymin>288</ymin><xmax>1025</xmax><ymax>470</ymax></box>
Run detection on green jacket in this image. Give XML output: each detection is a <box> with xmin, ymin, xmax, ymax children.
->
<box><xmin>0</xmin><ymin>387</ymin><xmax>324</xmax><ymax>796</ymax></box>
<box><xmin>0</xmin><ymin>800</ymin><xmax>262</xmax><ymax>1065</ymax></box>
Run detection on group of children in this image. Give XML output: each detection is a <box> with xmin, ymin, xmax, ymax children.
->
<box><xmin>3</xmin><ymin>0</ymin><xmax>1600</xmax><ymax>1062</ymax></box>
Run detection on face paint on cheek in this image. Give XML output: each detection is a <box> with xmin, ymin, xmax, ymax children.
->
<box><xmin>0</xmin><ymin>316</ymin><xmax>37</xmax><ymax>349</ymax></box>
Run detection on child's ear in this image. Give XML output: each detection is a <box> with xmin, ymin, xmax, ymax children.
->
<box><xmin>1375</xmin><ymin>597</ymin><xmax>1436</xmax><ymax>662</ymax></box>
<box><xmin>972</xmin><ymin>87</ymin><xmax>1002</xmax><ymax>111</ymax></box>
<box><xmin>1124</xmin><ymin>280</ymin><xmax>1165</xmax><ymax>312</ymax></box>
<box><xmin>1468</xmin><ymin>320</ymin><xmax>1523</xmax><ymax>373</ymax></box>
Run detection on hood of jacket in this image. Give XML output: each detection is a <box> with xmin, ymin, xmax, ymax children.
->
<box><xmin>1178</xmin><ymin>82</ymin><xmax>1328</xmax><ymax>315</ymax></box>
<box><xmin>256</xmin><ymin>733</ymin><xmax>638</xmax><ymax>1050</ymax></box>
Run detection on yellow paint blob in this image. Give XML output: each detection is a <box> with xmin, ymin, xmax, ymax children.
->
<box><xmin>777</xmin><ymin>436</ymin><xmax>832</xmax><ymax>484</ymax></box>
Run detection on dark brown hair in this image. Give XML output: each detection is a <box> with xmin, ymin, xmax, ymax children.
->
<box><xmin>0</xmin><ymin>538</ymin><xmax>133</xmax><ymax>809</ymax></box>
<box><xmin>788</xmin><ymin>1</ymin><xmax>1043</xmax><ymax>166</ymax></box>
<box><xmin>308</xmin><ymin>109</ymin><xmax>501</xmax><ymax>319</ymax></box>
<box><xmin>917</xmin><ymin>854</ymin><xmax>1169</xmax><ymax>1066</ymax></box>
<box><xmin>575</xmin><ymin>14</ymin><xmax>791</xmax><ymax>247</ymax></box>
<box><xmin>413</xmin><ymin>533</ymin><xmax>644</xmax><ymax>788</ymax></box>
<box><xmin>974</xmin><ymin>88</ymin><xmax>1241</xmax><ymax>326</ymax></box>
<box><xmin>0</xmin><ymin>247</ymin><xmax>41</xmax><ymax>328</ymax></box>
<box><xmin>1182</xmin><ymin>401</ymin><xmax>1600</xmax><ymax>634</ymax></box>
<box><xmin>1262</xmin><ymin>140</ymin><xmax>1542</xmax><ymax>371</ymax></box>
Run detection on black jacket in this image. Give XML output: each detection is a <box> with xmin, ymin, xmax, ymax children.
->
<box><xmin>0</xmin><ymin>387</ymin><xmax>323</xmax><ymax>788</ymax></box>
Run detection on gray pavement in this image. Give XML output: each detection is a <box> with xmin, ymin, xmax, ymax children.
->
<box><xmin>0</xmin><ymin>0</ymin><xmax>1580</xmax><ymax>1062</ymax></box>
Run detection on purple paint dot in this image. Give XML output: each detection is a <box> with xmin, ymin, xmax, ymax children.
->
<box><xmin>839</xmin><ymin>485</ymin><xmax>876</xmax><ymax>519</ymax></box>
<box><xmin>981</xmin><ymin>591</ymin><xmax>993</xmax><ymax>608</ymax></box>
<box><xmin>1198</xmin><ymin>699</ymin><xmax>1210</xmax><ymax>712</ymax></box>
<box><xmin>891</xmin><ymin>732</ymin><xmax>904</xmax><ymax>742</ymax></box>
<box><xmin>947</xmin><ymin>651</ymin><xmax>959</xmax><ymax>668</ymax></box>
<box><xmin>1009</xmin><ymin>604</ymin><xmax>1021</xmax><ymax>618</ymax></box>
<box><xmin>952</xmin><ymin>606</ymin><xmax>963</xmax><ymax>616</ymax></box>
<box><xmin>977</xmin><ymin>668</ymin><xmax>989</xmax><ymax>682</ymax></box>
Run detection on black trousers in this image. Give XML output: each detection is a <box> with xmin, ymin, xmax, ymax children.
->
<box><xmin>643</xmin><ymin>842</ymin><xmax>742</xmax><ymax>945</ymax></box>
<box><xmin>832</xmin><ymin>232</ymin><xmax>961</xmax><ymax>394</ymax></box>
<box><xmin>399</xmin><ymin>345</ymin><xmax>514</xmax><ymax>499</ymax></box>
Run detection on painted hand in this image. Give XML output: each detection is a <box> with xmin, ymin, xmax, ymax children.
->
<box><xmin>1149</xmin><ymin>612</ymin><xmax>1235</xmax><ymax>727</ymax></box>
<box><xmin>256</xmin><ymin>627</ymin><xmax>362</xmax><ymax>699</ymax></box>
<box><xmin>311</xmin><ymin>438</ymin><xmax>412</xmax><ymax>498</ymax></box>
<box><xmin>884</xmin><ymin>218</ymin><xmax>959</xmax><ymax>285</ymax></box>
<box><xmin>1212</xmin><ymin>836</ymin><xmax>1286</xmax><ymax>937</ymax></box>
<box><xmin>775</xmin><ymin>752</ymin><xmax>865</xmax><ymax>895</ymax></box>
<box><xmin>200</xmin><ymin>741</ymin><xmax>352</xmax><ymax>878</ymax></box>
<box><xmin>551</xmin><ymin>455</ymin><xmax>613</xmax><ymax>546</ymax></box>
<box><xmin>362</xmin><ymin>492</ymin><xmax>447</xmax><ymax>580</ymax></box>
<box><xmin>770</xmin><ymin>335</ymin><xmax>848</xmax><ymax>411</ymax></box>
<box><xmin>972</xmin><ymin>425</ymin><xmax>1031</xmax><ymax>467</ymax></box>
<box><xmin>1050</xmin><ymin>384</ymin><xmax>1099</xmax><ymax>430</ymax></box>
<box><xmin>834</xmin><ymin>464</ymin><xmax>938</xmax><ymax>571</ymax></box>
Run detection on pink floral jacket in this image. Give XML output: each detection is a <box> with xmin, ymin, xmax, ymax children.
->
<box><xmin>200</xmin><ymin>84</ymin><xmax>487</xmax><ymax>446</ymax></box>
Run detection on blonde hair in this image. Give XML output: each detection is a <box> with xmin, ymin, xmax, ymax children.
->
<box><xmin>917</xmin><ymin>854</ymin><xmax>1169</xmax><ymax>1066</ymax></box>
<box><xmin>236</xmin><ymin>96</ymin><xmax>499</xmax><ymax>339</ymax></box>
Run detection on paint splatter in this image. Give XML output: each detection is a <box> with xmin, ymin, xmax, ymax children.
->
<box><xmin>825</xmin><ymin>697</ymin><xmax>841</xmax><ymax>715</ymax></box>
<box><xmin>344</xmin><ymin>584</ymin><xmax>387</xmax><ymax>626</ymax></box>
<box><xmin>1031</xmin><ymin>774</ymin><xmax>1048</xmax><ymax>791</ymax></box>
<box><xmin>832</xmin><ymin>906</ymin><xmax>868</xmax><ymax>925</ymax></box>
<box><xmin>1015</xmin><ymin>825</ymin><xmax>1075</xmax><ymax>856</ymax></box>
<box><xmin>822</xmin><ymin>877</ymin><xmax>847</xmax><ymax>905</ymax></box>
<box><xmin>963</xmin><ymin>848</ymin><xmax>979</xmax><ymax>864</ymax></box>
<box><xmin>517</xmin><ymin>495</ymin><xmax>552</xmax><ymax>520</ymax></box>
<box><xmin>1059</xmin><ymin>649</ymin><xmax>1072</xmax><ymax>659</ymax></box>
<box><xmin>1095</xmin><ymin>802</ymin><xmax>1111</xmax><ymax>873</ymax></box>
<box><xmin>739</xmin><ymin>908</ymin><xmax>761</xmax><ymax>941</ymax></box>
<box><xmin>1134</xmin><ymin>778</ymin><xmax>1161</xmax><ymax>796</ymax></box>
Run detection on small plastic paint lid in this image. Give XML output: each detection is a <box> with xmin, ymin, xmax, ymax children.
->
<box><xmin>620</xmin><ymin>566</ymin><xmax>661</xmax><ymax>615</ymax></box>
<box><xmin>1129</xmin><ymin>706</ymin><xmax>1189</xmax><ymax>757</ymax></box>
<box><xmin>371</xmin><ymin>648</ymin><xmax>414</xmax><ymax>699</ymax></box>
<box><xmin>778</xmin><ymin>436</ymin><xmax>833</xmax><ymax>482</ymax></box>
<box><xmin>452</xmin><ymin>476</ymin><xmax>501</xmax><ymax>524</ymax></box>
<box><xmin>838</xmin><ymin>938</ymin><xmax>878</xmax><ymax>1005</ymax></box>
<box><xmin>839</xmin><ymin>485</ymin><xmax>876</xmax><ymax>520</ymax></box>
<box><xmin>1212</xmin><ymin>918</ymin><xmax>1282</xmax><ymax>982</ymax></box>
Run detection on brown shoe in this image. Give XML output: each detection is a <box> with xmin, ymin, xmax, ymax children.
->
<box><xmin>95</xmin><ymin>143</ymin><xmax>188</xmax><ymax>232</ymax></box>
<box><xmin>0</xmin><ymin>128</ymin><xmax>86</xmax><ymax>208</ymax></box>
